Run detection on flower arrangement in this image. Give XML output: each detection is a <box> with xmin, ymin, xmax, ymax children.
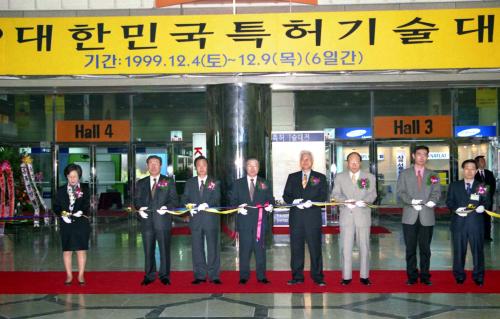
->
<box><xmin>357</xmin><ymin>178</ymin><xmax>370</xmax><ymax>190</ymax></box>
<box><xmin>258</xmin><ymin>181</ymin><xmax>268</xmax><ymax>190</ymax></box>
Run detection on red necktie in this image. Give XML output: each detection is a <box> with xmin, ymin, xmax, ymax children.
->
<box><xmin>417</xmin><ymin>171</ymin><xmax>422</xmax><ymax>191</ymax></box>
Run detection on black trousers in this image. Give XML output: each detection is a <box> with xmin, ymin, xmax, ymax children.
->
<box><xmin>402</xmin><ymin>217</ymin><xmax>433</xmax><ymax>281</ymax></box>
<box><xmin>142</xmin><ymin>227</ymin><xmax>171</xmax><ymax>281</ymax></box>
<box><xmin>452</xmin><ymin>221</ymin><xmax>485</xmax><ymax>282</ymax></box>
<box><xmin>290</xmin><ymin>214</ymin><xmax>324</xmax><ymax>282</ymax></box>
<box><xmin>190</xmin><ymin>223</ymin><xmax>220</xmax><ymax>281</ymax></box>
<box><xmin>484</xmin><ymin>213</ymin><xmax>492</xmax><ymax>239</ymax></box>
<box><xmin>238</xmin><ymin>228</ymin><xmax>267</xmax><ymax>281</ymax></box>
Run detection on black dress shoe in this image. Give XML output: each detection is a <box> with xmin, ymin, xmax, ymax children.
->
<box><xmin>420</xmin><ymin>279</ymin><xmax>432</xmax><ymax>286</ymax></box>
<box><xmin>64</xmin><ymin>280</ymin><xmax>72</xmax><ymax>286</ymax></box>
<box><xmin>258</xmin><ymin>278</ymin><xmax>271</xmax><ymax>284</ymax></box>
<box><xmin>341</xmin><ymin>279</ymin><xmax>352</xmax><ymax>286</ymax></box>
<box><xmin>287</xmin><ymin>279</ymin><xmax>304</xmax><ymax>285</ymax></box>
<box><xmin>239</xmin><ymin>279</ymin><xmax>248</xmax><ymax>284</ymax></box>
<box><xmin>210</xmin><ymin>279</ymin><xmax>222</xmax><ymax>284</ymax></box>
<box><xmin>141</xmin><ymin>278</ymin><xmax>155</xmax><ymax>286</ymax></box>
<box><xmin>315</xmin><ymin>280</ymin><xmax>327</xmax><ymax>287</ymax></box>
<box><xmin>456</xmin><ymin>278</ymin><xmax>465</xmax><ymax>284</ymax></box>
<box><xmin>160</xmin><ymin>278</ymin><xmax>171</xmax><ymax>285</ymax></box>
<box><xmin>191</xmin><ymin>279</ymin><xmax>206</xmax><ymax>285</ymax></box>
<box><xmin>406</xmin><ymin>279</ymin><xmax>417</xmax><ymax>286</ymax></box>
<box><xmin>78</xmin><ymin>280</ymin><xmax>86</xmax><ymax>286</ymax></box>
<box><xmin>474</xmin><ymin>280</ymin><xmax>484</xmax><ymax>287</ymax></box>
<box><xmin>360</xmin><ymin>278</ymin><xmax>371</xmax><ymax>286</ymax></box>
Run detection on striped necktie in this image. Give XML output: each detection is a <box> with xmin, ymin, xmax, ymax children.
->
<box><xmin>302</xmin><ymin>174</ymin><xmax>308</xmax><ymax>189</ymax></box>
<box><xmin>151</xmin><ymin>178</ymin><xmax>157</xmax><ymax>197</ymax></box>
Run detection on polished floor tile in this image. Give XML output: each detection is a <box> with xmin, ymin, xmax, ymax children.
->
<box><xmin>0</xmin><ymin>215</ymin><xmax>499</xmax><ymax>318</ymax></box>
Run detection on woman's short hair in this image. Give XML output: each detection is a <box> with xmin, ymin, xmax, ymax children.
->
<box><xmin>64</xmin><ymin>163</ymin><xmax>82</xmax><ymax>178</ymax></box>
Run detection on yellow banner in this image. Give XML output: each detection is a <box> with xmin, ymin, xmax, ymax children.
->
<box><xmin>0</xmin><ymin>8</ymin><xmax>498</xmax><ymax>75</ymax></box>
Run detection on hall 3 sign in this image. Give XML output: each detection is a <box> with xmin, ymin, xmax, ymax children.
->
<box><xmin>56</xmin><ymin>120</ymin><xmax>130</xmax><ymax>142</ymax></box>
<box><xmin>373</xmin><ymin>116</ymin><xmax>452</xmax><ymax>138</ymax></box>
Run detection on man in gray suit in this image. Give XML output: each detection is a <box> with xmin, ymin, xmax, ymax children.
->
<box><xmin>182</xmin><ymin>156</ymin><xmax>222</xmax><ymax>284</ymax></box>
<box><xmin>332</xmin><ymin>152</ymin><xmax>377</xmax><ymax>286</ymax></box>
<box><xmin>396</xmin><ymin>145</ymin><xmax>441</xmax><ymax>286</ymax></box>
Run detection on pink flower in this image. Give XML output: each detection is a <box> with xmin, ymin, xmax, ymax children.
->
<box><xmin>477</xmin><ymin>185</ymin><xmax>488</xmax><ymax>195</ymax></box>
<box><xmin>208</xmin><ymin>181</ymin><xmax>216</xmax><ymax>190</ymax></box>
<box><xmin>427</xmin><ymin>175</ymin><xmax>439</xmax><ymax>186</ymax></box>
<box><xmin>357</xmin><ymin>178</ymin><xmax>370</xmax><ymax>189</ymax></box>
<box><xmin>156</xmin><ymin>180</ymin><xmax>169</xmax><ymax>189</ymax></box>
<box><xmin>310</xmin><ymin>177</ymin><xmax>320</xmax><ymax>186</ymax></box>
<box><xmin>259</xmin><ymin>182</ymin><xmax>267</xmax><ymax>190</ymax></box>
<box><xmin>1</xmin><ymin>160</ymin><xmax>11</xmax><ymax>172</ymax></box>
<box><xmin>75</xmin><ymin>187</ymin><xmax>83</xmax><ymax>199</ymax></box>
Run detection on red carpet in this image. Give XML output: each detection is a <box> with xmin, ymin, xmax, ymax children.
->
<box><xmin>272</xmin><ymin>226</ymin><xmax>391</xmax><ymax>235</ymax></box>
<box><xmin>1</xmin><ymin>270</ymin><xmax>498</xmax><ymax>294</ymax></box>
<box><xmin>171</xmin><ymin>227</ymin><xmax>192</xmax><ymax>235</ymax></box>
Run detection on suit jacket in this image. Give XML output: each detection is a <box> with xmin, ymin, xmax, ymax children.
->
<box><xmin>332</xmin><ymin>171</ymin><xmax>377</xmax><ymax>228</ymax></box>
<box><xmin>230</xmin><ymin>176</ymin><xmax>275</xmax><ymax>233</ymax></box>
<box><xmin>53</xmin><ymin>183</ymin><xmax>91</xmax><ymax>224</ymax></box>
<box><xmin>134</xmin><ymin>174</ymin><xmax>178</xmax><ymax>230</ymax></box>
<box><xmin>181</xmin><ymin>176</ymin><xmax>221</xmax><ymax>230</ymax></box>
<box><xmin>396</xmin><ymin>166</ymin><xmax>441</xmax><ymax>226</ymax></box>
<box><xmin>475</xmin><ymin>169</ymin><xmax>496</xmax><ymax>201</ymax></box>
<box><xmin>446</xmin><ymin>180</ymin><xmax>491</xmax><ymax>232</ymax></box>
<box><xmin>283</xmin><ymin>170</ymin><xmax>328</xmax><ymax>228</ymax></box>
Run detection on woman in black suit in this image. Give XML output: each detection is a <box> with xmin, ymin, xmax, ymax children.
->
<box><xmin>53</xmin><ymin>164</ymin><xmax>91</xmax><ymax>285</ymax></box>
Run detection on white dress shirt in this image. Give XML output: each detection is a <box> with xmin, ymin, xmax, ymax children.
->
<box><xmin>198</xmin><ymin>176</ymin><xmax>208</xmax><ymax>189</ymax></box>
<box><xmin>247</xmin><ymin>175</ymin><xmax>257</xmax><ymax>189</ymax></box>
<box><xmin>349</xmin><ymin>171</ymin><xmax>360</xmax><ymax>182</ymax></box>
<box><xmin>150</xmin><ymin>175</ymin><xmax>160</xmax><ymax>190</ymax></box>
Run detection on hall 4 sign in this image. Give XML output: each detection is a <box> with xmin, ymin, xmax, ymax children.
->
<box><xmin>56</xmin><ymin>120</ymin><xmax>130</xmax><ymax>142</ymax></box>
<box><xmin>374</xmin><ymin>116</ymin><xmax>452</xmax><ymax>138</ymax></box>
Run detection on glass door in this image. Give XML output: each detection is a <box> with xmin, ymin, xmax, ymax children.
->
<box><xmin>456</xmin><ymin>140</ymin><xmax>492</xmax><ymax>179</ymax></box>
<box><xmin>376</xmin><ymin>142</ymin><xmax>412</xmax><ymax>206</ymax></box>
<box><xmin>95</xmin><ymin>146</ymin><xmax>130</xmax><ymax>218</ymax></box>
<box><xmin>376</xmin><ymin>141</ymin><xmax>450</xmax><ymax>206</ymax></box>
<box><xmin>57</xmin><ymin>145</ymin><xmax>132</xmax><ymax>221</ymax></box>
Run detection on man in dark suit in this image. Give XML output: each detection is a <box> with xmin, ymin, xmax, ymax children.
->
<box><xmin>447</xmin><ymin>159</ymin><xmax>491</xmax><ymax>286</ymax></box>
<box><xmin>134</xmin><ymin>155</ymin><xmax>178</xmax><ymax>286</ymax></box>
<box><xmin>230</xmin><ymin>158</ymin><xmax>275</xmax><ymax>284</ymax></box>
<box><xmin>181</xmin><ymin>156</ymin><xmax>222</xmax><ymax>284</ymax></box>
<box><xmin>474</xmin><ymin>155</ymin><xmax>496</xmax><ymax>241</ymax></box>
<box><xmin>283</xmin><ymin>150</ymin><xmax>328</xmax><ymax>286</ymax></box>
